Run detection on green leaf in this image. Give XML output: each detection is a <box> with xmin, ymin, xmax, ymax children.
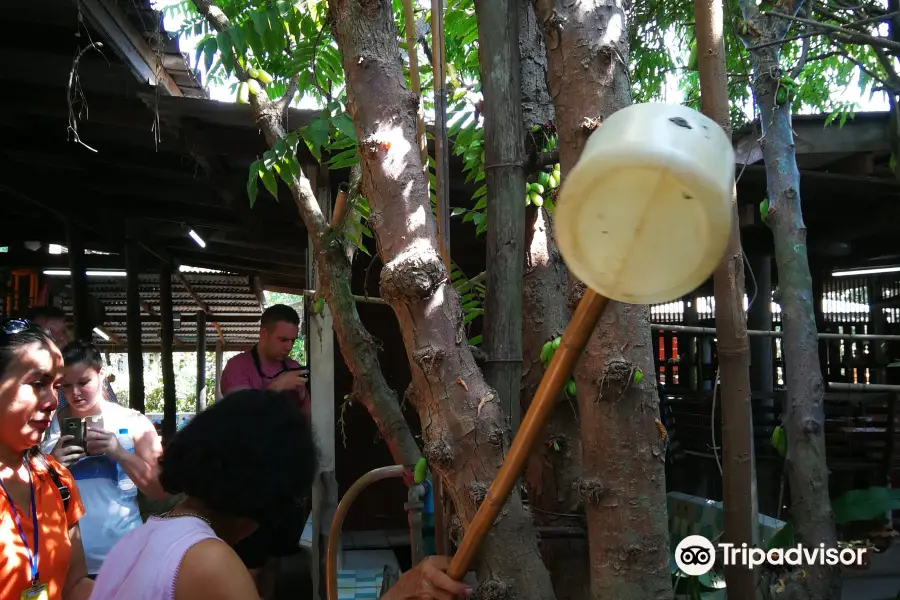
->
<box><xmin>301</xmin><ymin>117</ymin><xmax>331</xmax><ymax>162</ymax></box>
<box><xmin>217</xmin><ymin>31</ymin><xmax>234</xmax><ymax>76</ymax></box>
<box><xmin>332</xmin><ymin>114</ymin><xmax>357</xmax><ymax>140</ymax></box>
<box><xmin>266</xmin><ymin>7</ymin><xmax>285</xmax><ymax>55</ymax></box>
<box><xmin>202</xmin><ymin>37</ymin><xmax>216</xmax><ymax>73</ymax></box>
<box><xmin>251</xmin><ymin>10</ymin><xmax>269</xmax><ymax>38</ymax></box>
<box><xmin>832</xmin><ymin>487</ymin><xmax>900</xmax><ymax>524</ymax></box>
<box><xmin>464</xmin><ymin>309</ymin><xmax>483</xmax><ymax>323</ymax></box>
<box><xmin>451</xmin><ymin>207</ymin><xmax>466</xmax><ymax>217</ymax></box>
<box><xmin>766</xmin><ymin>521</ymin><xmax>795</xmax><ymax>551</ymax></box>
<box><xmin>242</xmin><ymin>20</ymin><xmax>264</xmax><ymax>57</ymax></box>
<box><xmin>247</xmin><ymin>159</ymin><xmax>260</xmax><ymax>207</ymax></box>
<box><xmin>259</xmin><ymin>163</ymin><xmax>279</xmax><ymax>199</ymax></box>
<box><xmin>468</xmin><ymin>335</ymin><xmax>482</xmax><ymax>345</ymax></box>
<box><xmin>228</xmin><ymin>24</ymin><xmax>247</xmax><ymax>57</ymax></box>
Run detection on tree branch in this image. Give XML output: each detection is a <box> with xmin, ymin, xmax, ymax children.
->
<box><xmin>190</xmin><ymin>0</ymin><xmax>422</xmax><ymax>469</ymax></box>
<box><xmin>834</xmin><ymin>41</ymin><xmax>900</xmax><ymax>91</ymax></box>
<box><xmin>789</xmin><ymin>34</ymin><xmax>811</xmax><ymax>77</ymax></box>
<box><xmin>277</xmin><ymin>74</ymin><xmax>300</xmax><ymax>112</ymax></box>
<box><xmin>768</xmin><ymin>10</ymin><xmax>900</xmax><ymax>52</ymax></box>
<box><xmin>191</xmin><ymin>0</ymin><xmax>329</xmax><ymax>239</ymax></box>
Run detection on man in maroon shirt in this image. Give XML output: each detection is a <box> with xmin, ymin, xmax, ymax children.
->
<box><xmin>221</xmin><ymin>303</ymin><xmax>310</xmax><ymax>417</ymax></box>
<box><xmin>220</xmin><ymin>303</ymin><xmax>311</xmax><ymax>597</ymax></box>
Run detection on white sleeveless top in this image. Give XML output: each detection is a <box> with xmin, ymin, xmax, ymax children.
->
<box><xmin>88</xmin><ymin>516</ymin><xmax>219</xmax><ymax>600</ymax></box>
<box><xmin>43</xmin><ymin>402</ymin><xmax>148</xmax><ymax>574</ymax></box>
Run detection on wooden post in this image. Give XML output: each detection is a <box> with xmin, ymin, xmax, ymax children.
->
<box><xmin>196</xmin><ymin>311</ymin><xmax>207</xmax><ymax>413</ymax></box>
<box><xmin>125</xmin><ymin>242</ymin><xmax>145</xmax><ymax>413</ymax></box>
<box><xmin>66</xmin><ymin>222</ymin><xmax>92</xmax><ymax>342</ymax></box>
<box><xmin>307</xmin><ymin>164</ymin><xmax>339</xmax><ymax>599</ymax></box>
<box><xmin>475</xmin><ymin>0</ymin><xmax>526</xmax><ymax>433</ymax></box>
<box><xmin>748</xmin><ymin>253</ymin><xmax>774</xmax><ymax>393</ymax></box>
<box><xmin>694</xmin><ymin>1</ymin><xmax>758</xmax><ymax>598</ymax></box>
<box><xmin>215</xmin><ymin>340</ymin><xmax>224</xmax><ymax>402</ymax></box>
<box><xmin>160</xmin><ymin>266</ymin><xmax>177</xmax><ymax>443</ymax></box>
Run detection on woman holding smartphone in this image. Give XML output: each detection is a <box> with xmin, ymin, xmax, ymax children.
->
<box><xmin>0</xmin><ymin>318</ymin><xmax>94</xmax><ymax>600</ymax></box>
<box><xmin>44</xmin><ymin>340</ymin><xmax>166</xmax><ymax>577</ymax></box>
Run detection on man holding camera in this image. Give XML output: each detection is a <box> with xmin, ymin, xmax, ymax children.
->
<box><xmin>220</xmin><ymin>303</ymin><xmax>311</xmax><ymax>598</ymax></box>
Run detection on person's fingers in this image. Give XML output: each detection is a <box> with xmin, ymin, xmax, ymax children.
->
<box><xmin>422</xmin><ymin>582</ymin><xmax>455</xmax><ymax>600</ymax></box>
<box><xmin>422</xmin><ymin>559</ymin><xmax>471</xmax><ymax>597</ymax></box>
<box><xmin>59</xmin><ymin>435</ymin><xmax>74</xmax><ymax>443</ymax></box>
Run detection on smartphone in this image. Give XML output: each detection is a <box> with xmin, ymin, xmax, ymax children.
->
<box><xmin>62</xmin><ymin>417</ymin><xmax>85</xmax><ymax>448</ymax></box>
<box><xmin>84</xmin><ymin>415</ymin><xmax>104</xmax><ymax>432</ymax></box>
<box><xmin>84</xmin><ymin>416</ymin><xmax>104</xmax><ymax>455</ymax></box>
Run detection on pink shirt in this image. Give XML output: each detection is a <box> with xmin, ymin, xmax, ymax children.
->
<box><xmin>220</xmin><ymin>348</ymin><xmax>310</xmax><ymax>417</ymax></box>
<box><xmin>88</xmin><ymin>516</ymin><xmax>218</xmax><ymax>600</ymax></box>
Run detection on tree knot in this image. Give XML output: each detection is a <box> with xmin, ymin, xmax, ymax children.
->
<box><xmin>424</xmin><ymin>439</ymin><xmax>454</xmax><ymax>468</ymax></box>
<box><xmin>596</xmin><ymin>358</ymin><xmax>638</xmax><ymax>403</ymax></box>
<box><xmin>467</xmin><ymin>480</ymin><xmax>490</xmax><ymax>507</ymax></box>
<box><xmin>575</xmin><ymin>477</ymin><xmax>608</xmax><ymax>504</ymax></box>
<box><xmin>473</xmin><ymin>579</ymin><xmax>510</xmax><ymax>600</ymax></box>
<box><xmin>412</xmin><ymin>346</ymin><xmax>445</xmax><ymax>379</ymax></box>
<box><xmin>380</xmin><ymin>246</ymin><xmax>446</xmax><ymax>302</ymax></box>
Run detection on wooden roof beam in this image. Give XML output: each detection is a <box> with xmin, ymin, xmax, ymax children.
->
<box><xmin>78</xmin><ymin>0</ymin><xmax>184</xmax><ymax>97</ymax></box>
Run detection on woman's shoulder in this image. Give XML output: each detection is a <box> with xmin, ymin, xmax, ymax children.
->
<box><xmin>32</xmin><ymin>453</ymin><xmax>79</xmax><ymax>490</ymax></box>
<box><xmin>175</xmin><ymin>538</ymin><xmax>259</xmax><ymax>600</ymax></box>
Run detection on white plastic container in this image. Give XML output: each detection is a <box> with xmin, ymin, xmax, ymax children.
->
<box><xmin>554</xmin><ymin>103</ymin><xmax>735</xmax><ymax>305</ymax></box>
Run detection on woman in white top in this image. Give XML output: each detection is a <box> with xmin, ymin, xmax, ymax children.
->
<box><xmin>43</xmin><ymin>340</ymin><xmax>166</xmax><ymax>576</ymax></box>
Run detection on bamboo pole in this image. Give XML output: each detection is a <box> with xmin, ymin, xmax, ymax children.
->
<box><xmin>430</xmin><ymin>0</ymin><xmax>451</xmax><ymax>269</ymax></box>
<box><xmin>695</xmin><ymin>0</ymin><xmax>758</xmax><ymax>594</ymax></box>
<box><xmin>475</xmin><ymin>0</ymin><xmax>526</xmax><ymax>433</ymax></box>
<box><xmin>401</xmin><ymin>0</ymin><xmax>428</xmax><ymax>169</ymax></box>
<box><xmin>446</xmin><ymin>291</ymin><xmax>609</xmax><ymax>580</ymax></box>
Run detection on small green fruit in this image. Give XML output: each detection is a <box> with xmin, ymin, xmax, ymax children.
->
<box><xmin>236</xmin><ymin>82</ymin><xmax>249</xmax><ymax>104</ymax></box>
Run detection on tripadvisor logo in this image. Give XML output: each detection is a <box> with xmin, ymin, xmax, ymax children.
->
<box><xmin>675</xmin><ymin>535</ymin><xmax>867</xmax><ymax>576</ymax></box>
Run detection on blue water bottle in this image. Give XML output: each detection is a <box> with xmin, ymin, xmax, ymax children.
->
<box><xmin>116</xmin><ymin>428</ymin><xmax>137</xmax><ymax>498</ymax></box>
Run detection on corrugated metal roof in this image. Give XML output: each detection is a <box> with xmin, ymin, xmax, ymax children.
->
<box><xmin>58</xmin><ymin>272</ymin><xmax>265</xmax><ymax>350</ymax></box>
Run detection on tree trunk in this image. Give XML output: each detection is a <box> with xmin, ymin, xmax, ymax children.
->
<box><xmin>193</xmin><ymin>0</ymin><xmax>420</xmax><ymax>470</ymax></box>
<box><xmin>533</xmin><ymin>1</ymin><xmax>671</xmax><ymax>599</ymax></box>
<box><xmin>329</xmin><ymin>1</ymin><xmax>555</xmax><ymax>597</ymax></box>
<box><xmin>737</xmin><ymin>2</ymin><xmax>841</xmax><ymax>599</ymax></box>
<box><xmin>518</xmin><ymin>4</ymin><xmax>590</xmax><ymax>600</ymax></box>
<box><xmin>694</xmin><ymin>1</ymin><xmax>759</xmax><ymax>598</ymax></box>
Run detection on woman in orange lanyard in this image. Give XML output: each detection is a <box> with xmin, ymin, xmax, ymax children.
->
<box><xmin>0</xmin><ymin>318</ymin><xmax>93</xmax><ymax>600</ymax></box>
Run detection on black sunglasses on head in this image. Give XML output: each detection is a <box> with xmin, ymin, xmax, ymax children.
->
<box><xmin>0</xmin><ymin>318</ymin><xmax>50</xmax><ymax>339</ymax></box>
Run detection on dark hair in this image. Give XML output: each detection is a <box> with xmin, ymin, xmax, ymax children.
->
<box><xmin>159</xmin><ymin>389</ymin><xmax>317</xmax><ymax>524</ymax></box>
<box><xmin>260</xmin><ymin>304</ymin><xmax>300</xmax><ymax>329</ymax></box>
<box><xmin>0</xmin><ymin>319</ymin><xmax>55</xmax><ymax>377</ymax></box>
<box><xmin>61</xmin><ymin>340</ymin><xmax>104</xmax><ymax>370</ymax></box>
<box><xmin>24</xmin><ymin>306</ymin><xmax>67</xmax><ymax>323</ymax></box>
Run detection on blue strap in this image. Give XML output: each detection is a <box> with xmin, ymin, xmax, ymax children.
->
<box><xmin>0</xmin><ymin>460</ymin><xmax>40</xmax><ymax>584</ymax></box>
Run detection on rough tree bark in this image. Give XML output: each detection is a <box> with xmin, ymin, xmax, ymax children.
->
<box><xmin>328</xmin><ymin>1</ymin><xmax>556</xmax><ymax>597</ymax></box>
<box><xmin>519</xmin><ymin>4</ymin><xmax>590</xmax><ymax>600</ymax></box>
<box><xmin>737</xmin><ymin>2</ymin><xmax>840</xmax><ymax>599</ymax></box>
<box><xmin>694</xmin><ymin>1</ymin><xmax>759</xmax><ymax>597</ymax></box>
<box><xmin>193</xmin><ymin>0</ymin><xmax>420</xmax><ymax>470</ymax></box>
<box><xmin>533</xmin><ymin>1</ymin><xmax>671</xmax><ymax>599</ymax></box>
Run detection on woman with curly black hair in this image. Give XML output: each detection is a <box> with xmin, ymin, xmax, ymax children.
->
<box><xmin>88</xmin><ymin>388</ymin><xmax>471</xmax><ymax>600</ymax></box>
